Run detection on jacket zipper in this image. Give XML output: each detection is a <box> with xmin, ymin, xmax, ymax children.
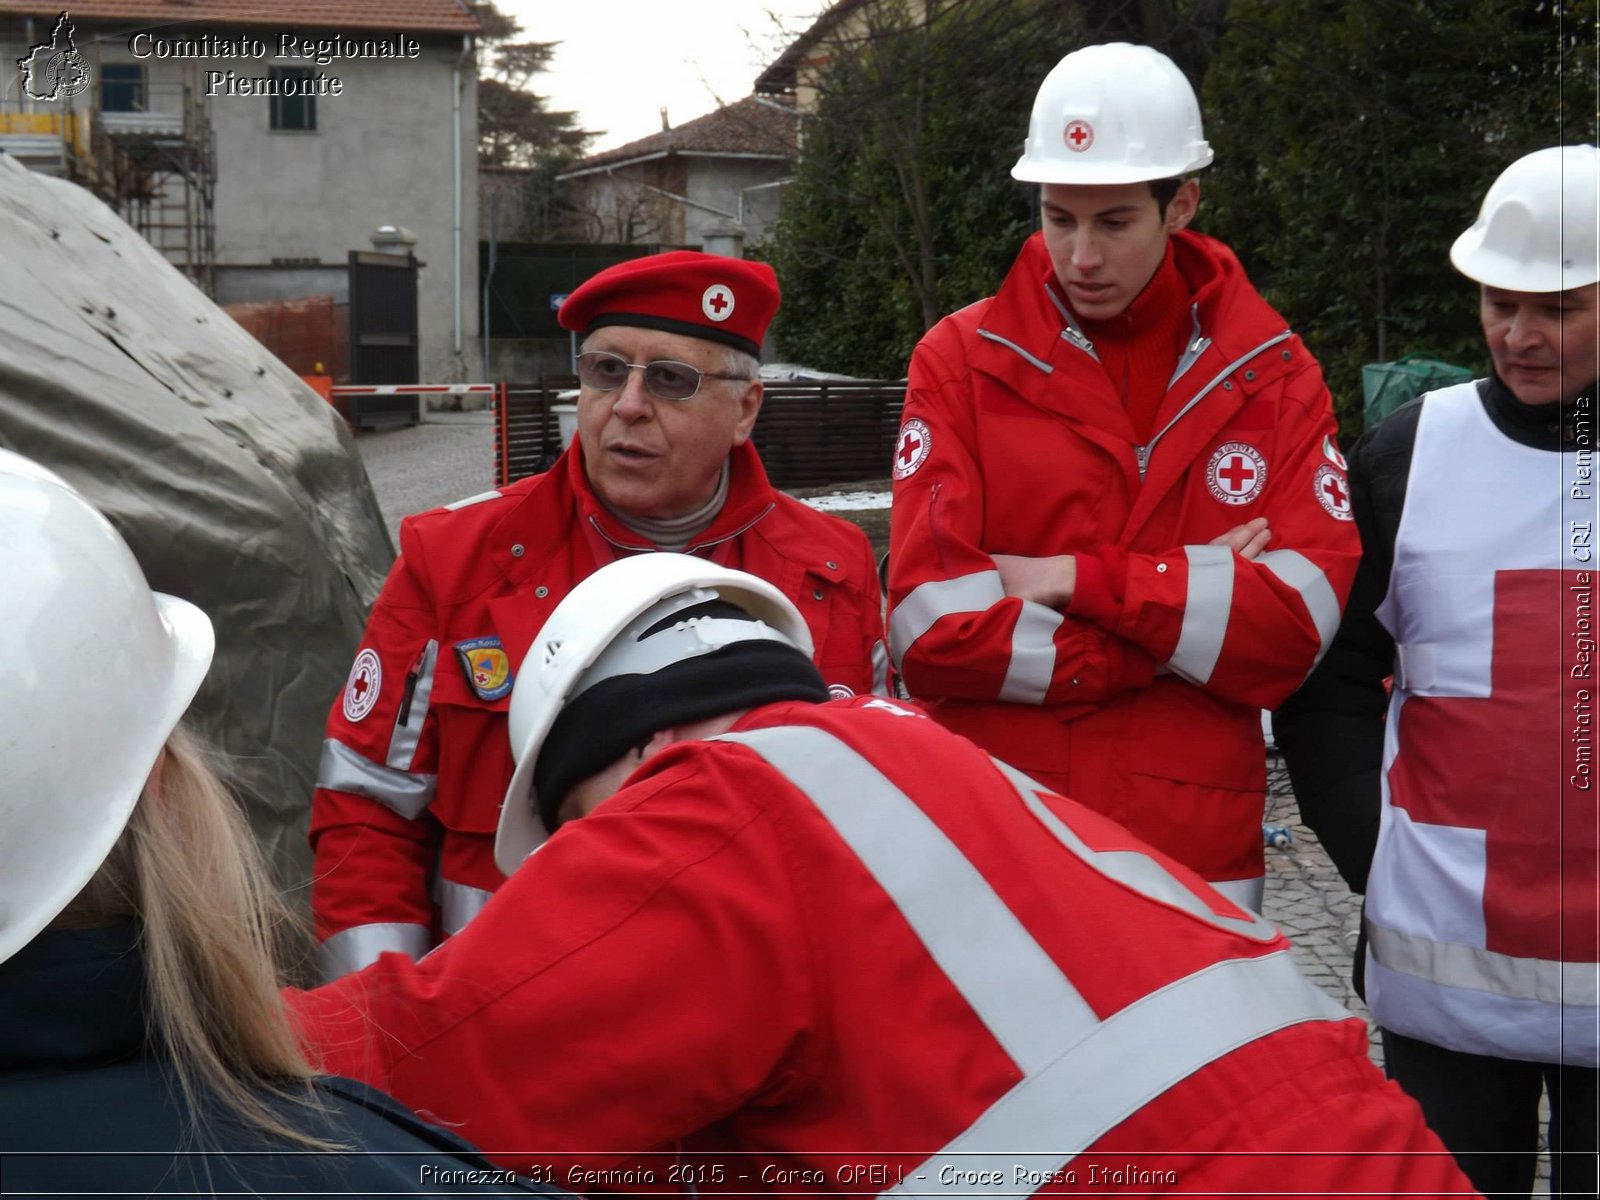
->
<box><xmin>1133</xmin><ymin>330</ymin><xmax>1292</xmax><ymax>480</ymax></box>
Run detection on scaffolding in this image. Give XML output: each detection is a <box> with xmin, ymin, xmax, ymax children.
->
<box><xmin>102</xmin><ymin>80</ymin><xmax>216</xmax><ymax>295</ymax></box>
<box><xmin>0</xmin><ymin>73</ymin><xmax>215</xmax><ymax>294</ymax></box>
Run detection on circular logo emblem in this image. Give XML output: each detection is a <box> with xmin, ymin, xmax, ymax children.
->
<box><xmin>342</xmin><ymin>648</ymin><xmax>382</xmax><ymax>723</ymax></box>
<box><xmin>893</xmin><ymin>418</ymin><xmax>932</xmax><ymax>481</ymax></box>
<box><xmin>1205</xmin><ymin>441</ymin><xmax>1268</xmax><ymax>506</ymax></box>
<box><xmin>1063</xmin><ymin>119</ymin><xmax>1094</xmax><ymax>153</ymax></box>
<box><xmin>701</xmin><ymin>283</ymin><xmax>735</xmax><ymax>323</ymax></box>
<box><xmin>1321</xmin><ymin>433</ymin><xmax>1348</xmax><ymax>471</ymax></box>
<box><xmin>1313</xmin><ymin>464</ymin><xmax>1353</xmax><ymax>521</ymax></box>
<box><xmin>826</xmin><ymin>683</ymin><xmax>856</xmax><ymax>701</ymax></box>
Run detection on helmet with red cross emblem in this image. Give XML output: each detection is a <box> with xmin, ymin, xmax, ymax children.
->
<box><xmin>1012</xmin><ymin>43</ymin><xmax>1213</xmax><ymax>185</ymax></box>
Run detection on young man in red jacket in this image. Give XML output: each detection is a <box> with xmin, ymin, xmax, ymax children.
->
<box><xmin>889</xmin><ymin>43</ymin><xmax>1358</xmax><ymax>909</ymax></box>
<box><xmin>310</xmin><ymin>253</ymin><xmax>886</xmax><ymax>980</ymax></box>
<box><xmin>292</xmin><ymin>554</ymin><xmax>1474</xmax><ymax>1196</ymax></box>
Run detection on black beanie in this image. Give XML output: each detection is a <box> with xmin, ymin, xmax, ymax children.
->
<box><xmin>532</xmin><ymin>611</ymin><xmax>828</xmax><ymax>831</ymax></box>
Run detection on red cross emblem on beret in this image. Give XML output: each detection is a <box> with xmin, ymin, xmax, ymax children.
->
<box><xmin>702</xmin><ymin>283</ymin><xmax>735</xmax><ymax>322</ymax></box>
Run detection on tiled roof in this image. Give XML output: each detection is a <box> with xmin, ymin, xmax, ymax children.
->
<box><xmin>564</xmin><ymin>95</ymin><xmax>797</xmax><ymax>175</ymax></box>
<box><xmin>0</xmin><ymin>1</ymin><xmax>480</xmax><ymax>34</ymax></box>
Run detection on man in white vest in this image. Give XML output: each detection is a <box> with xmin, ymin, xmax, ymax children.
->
<box><xmin>1275</xmin><ymin>145</ymin><xmax>1600</xmax><ymax>1197</ymax></box>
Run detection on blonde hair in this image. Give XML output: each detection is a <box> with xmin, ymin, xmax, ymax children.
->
<box><xmin>61</xmin><ymin>725</ymin><xmax>333</xmax><ymax>1149</ymax></box>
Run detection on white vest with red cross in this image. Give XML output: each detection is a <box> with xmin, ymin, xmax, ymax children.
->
<box><xmin>1366</xmin><ymin>380</ymin><xmax>1599</xmax><ymax>1066</ymax></box>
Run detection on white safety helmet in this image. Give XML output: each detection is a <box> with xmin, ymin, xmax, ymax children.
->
<box><xmin>1012</xmin><ymin>42</ymin><xmax>1213</xmax><ymax>185</ymax></box>
<box><xmin>496</xmin><ymin>553</ymin><xmax>816</xmax><ymax>873</ymax></box>
<box><xmin>0</xmin><ymin>449</ymin><xmax>214</xmax><ymax>965</ymax></box>
<box><xmin>1450</xmin><ymin>144</ymin><xmax>1600</xmax><ymax>293</ymax></box>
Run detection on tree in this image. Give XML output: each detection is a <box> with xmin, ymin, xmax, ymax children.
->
<box><xmin>1201</xmin><ymin>0</ymin><xmax>1597</xmax><ymax>433</ymax></box>
<box><xmin>470</xmin><ymin>1</ymin><xmax>594</xmax><ymax>169</ymax></box>
<box><xmin>765</xmin><ymin>0</ymin><xmax>1089</xmax><ymax>375</ymax></box>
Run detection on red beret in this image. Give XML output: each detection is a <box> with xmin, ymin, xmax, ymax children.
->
<box><xmin>558</xmin><ymin>251</ymin><xmax>779</xmax><ymax>358</ymax></box>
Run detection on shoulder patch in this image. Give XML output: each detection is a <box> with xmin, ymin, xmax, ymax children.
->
<box><xmin>893</xmin><ymin>418</ymin><xmax>933</xmax><ymax>481</ymax></box>
<box><xmin>342</xmin><ymin>648</ymin><xmax>382</xmax><ymax>722</ymax></box>
<box><xmin>1321</xmin><ymin>434</ymin><xmax>1348</xmax><ymax>471</ymax></box>
<box><xmin>454</xmin><ymin>636</ymin><xmax>515</xmax><ymax>701</ymax></box>
<box><xmin>1313</xmin><ymin>464</ymin><xmax>1353</xmax><ymax>521</ymax></box>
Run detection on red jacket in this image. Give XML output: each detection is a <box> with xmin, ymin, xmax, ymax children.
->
<box><xmin>291</xmin><ymin>698</ymin><xmax>1472</xmax><ymax>1196</ymax></box>
<box><xmin>310</xmin><ymin>442</ymin><xmax>886</xmax><ymax>977</ymax></box>
<box><xmin>889</xmin><ymin>230</ymin><xmax>1358</xmax><ymax>899</ymax></box>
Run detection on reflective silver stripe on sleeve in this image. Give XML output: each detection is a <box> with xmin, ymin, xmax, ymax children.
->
<box><xmin>888</xmin><ymin>570</ymin><xmax>1007</xmax><ymax>667</ymax></box>
<box><xmin>998</xmin><ymin>601</ymin><xmax>1062</xmax><ymax>705</ymax></box>
<box><xmin>1257</xmin><ymin>549</ymin><xmax>1342</xmax><ymax>666</ymax></box>
<box><xmin>317</xmin><ymin>738</ymin><xmax>436</xmax><ymax>820</ymax></box>
<box><xmin>386</xmin><ymin>638</ymin><xmax>440</xmax><ymax>771</ymax></box>
<box><xmin>318</xmin><ymin>922</ymin><xmax>430</xmax><ymax>982</ymax></box>
<box><xmin>870</xmin><ymin>638</ymin><xmax>891</xmax><ymax>698</ymax></box>
<box><xmin>1208</xmin><ymin>875</ymin><xmax>1266</xmax><ymax>915</ymax></box>
<box><xmin>988</xmin><ymin>758</ymin><xmax>1277</xmax><ymax>941</ymax></box>
<box><xmin>1166</xmin><ymin>544</ymin><xmax>1235</xmax><ymax>685</ymax></box>
<box><xmin>1367</xmin><ymin>920</ymin><xmax>1600</xmax><ymax>1007</ymax></box>
<box><xmin>888</xmin><ymin>951</ymin><xmax>1350</xmax><ymax>1195</ymax></box>
<box><xmin>437</xmin><ymin>876</ymin><xmax>494</xmax><ymax>936</ymax></box>
<box><xmin>718</xmin><ymin>726</ymin><xmax>1102</xmax><ymax>1068</ymax></box>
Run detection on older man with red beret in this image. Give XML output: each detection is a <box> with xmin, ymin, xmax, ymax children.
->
<box><xmin>309</xmin><ymin>252</ymin><xmax>888</xmax><ymax>979</ymax></box>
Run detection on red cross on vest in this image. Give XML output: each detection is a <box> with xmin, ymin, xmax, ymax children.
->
<box><xmin>1387</xmin><ymin>569</ymin><xmax>1599</xmax><ymax>964</ymax></box>
<box><xmin>1218</xmin><ymin>455</ymin><xmax>1256</xmax><ymax>492</ymax></box>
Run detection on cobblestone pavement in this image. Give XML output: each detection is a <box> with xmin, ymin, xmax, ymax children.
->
<box><xmin>355</xmin><ymin>411</ymin><xmax>500</xmax><ymax>544</ymax></box>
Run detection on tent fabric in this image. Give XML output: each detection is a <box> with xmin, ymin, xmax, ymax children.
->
<box><xmin>0</xmin><ymin>154</ymin><xmax>394</xmax><ymax>897</ymax></box>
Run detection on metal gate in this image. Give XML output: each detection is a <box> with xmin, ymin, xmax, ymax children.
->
<box><xmin>348</xmin><ymin>250</ymin><xmax>419</xmax><ymax>384</ymax></box>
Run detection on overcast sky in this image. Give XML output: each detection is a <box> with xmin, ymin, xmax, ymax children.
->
<box><xmin>496</xmin><ymin>1</ymin><xmax>829</xmax><ymax>154</ymax></box>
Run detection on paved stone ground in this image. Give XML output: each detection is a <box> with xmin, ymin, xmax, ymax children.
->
<box><xmin>355</xmin><ymin>414</ymin><xmax>1554</xmax><ymax>1192</ymax></box>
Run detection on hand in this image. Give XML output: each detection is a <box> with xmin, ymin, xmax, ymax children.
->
<box><xmin>1209</xmin><ymin>517</ymin><xmax>1270</xmax><ymax>561</ymax></box>
<box><xmin>992</xmin><ymin>553</ymin><xmax>1076</xmax><ymax>608</ymax></box>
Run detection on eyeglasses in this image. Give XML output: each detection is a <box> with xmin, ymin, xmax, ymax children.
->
<box><xmin>575</xmin><ymin>351</ymin><xmax>752</xmax><ymax>401</ymax></box>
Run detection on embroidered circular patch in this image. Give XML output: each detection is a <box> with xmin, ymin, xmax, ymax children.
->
<box><xmin>342</xmin><ymin>648</ymin><xmax>382</xmax><ymax>723</ymax></box>
<box><xmin>893</xmin><ymin>418</ymin><xmax>932</xmax><ymax>481</ymax></box>
<box><xmin>1205</xmin><ymin>441</ymin><xmax>1267</xmax><ymax>506</ymax></box>
<box><xmin>827</xmin><ymin>683</ymin><xmax>856</xmax><ymax>700</ymax></box>
<box><xmin>1313</xmin><ymin>464</ymin><xmax>1353</xmax><ymax>521</ymax></box>
<box><xmin>1063</xmin><ymin>119</ymin><xmax>1094</xmax><ymax>153</ymax></box>
<box><xmin>701</xmin><ymin>283</ymin><xmax>735</xmax><ymax>322</ymax></box>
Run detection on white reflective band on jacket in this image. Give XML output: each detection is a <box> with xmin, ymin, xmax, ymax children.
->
<box><xmin>888</xmin><ymin>570</ymin><xmax>1063</xmax><ymax>703</ymax></box>
<box><xmin>437</xmin><ymin>876</ymin><xmax>493</xmax><ymax>936</ymax></box>
<box><xmin>318</xmin><ymin>921</ymin><xmax>429</xmax><ymax>982</ymax></box>
<box><xmin>317</xmin><ymin>739</ymin><xmax>436</xmax><ymax>819</ymax></box>
<box><xmin>716</xmin><ymin>725</ymin><xmax>1350</xmax><ymax>1189</ymax></box>
<box><xmin>1168</xmin><ymin>548</ymin><xmax>1341</xmax><ymax>687</ymax></box>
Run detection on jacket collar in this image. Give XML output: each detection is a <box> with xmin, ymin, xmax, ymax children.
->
<box><xmin>0</xmin><ymin>925</ymin><xmax>146</xmax><ymax>1070</ymax></box>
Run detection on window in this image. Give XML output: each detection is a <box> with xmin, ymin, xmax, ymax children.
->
<box><xmin>269</xmin><ymin>68</ymin><xmax>316</xmax><ymax>131</ymax></box>
<box><xmin>100</xmin><ymin>64</ymin><xmax>144</xmax><ymax>113</ymax></box>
